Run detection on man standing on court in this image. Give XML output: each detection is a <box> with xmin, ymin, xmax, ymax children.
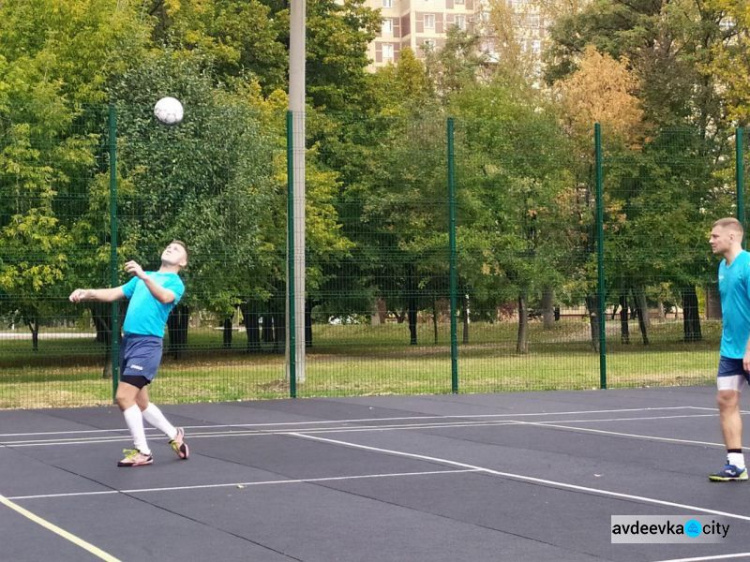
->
<box><xmin>69</xmin><ymin>241</ymin><xmax>190</xmax><ymax>467</ymax></box>
<box><xmin>709</xmin><ymin>218</ymin><xmax>750</xmax><ymax>481</ymax></box>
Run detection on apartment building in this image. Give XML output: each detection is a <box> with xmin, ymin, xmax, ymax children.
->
<box><xmin>366</xmin><ymin>0</ymin><xmax>548</xmax><ymax>71</ymax></box>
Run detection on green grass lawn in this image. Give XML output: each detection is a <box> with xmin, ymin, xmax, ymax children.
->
<box><xmin>0</xmin><ymin>319</ymin><xmax>720</xmax><ymax>409</ymax></box>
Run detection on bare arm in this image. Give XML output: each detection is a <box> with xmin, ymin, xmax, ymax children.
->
<box><xmin>69</xmin><ymin>287</ymin><xmax>125</xmax><ymax>303</ymax></box>
<box><xmin>124</xmin><ymin>261</ymin><xmax>176</xmax><ymax>304</ymax></box>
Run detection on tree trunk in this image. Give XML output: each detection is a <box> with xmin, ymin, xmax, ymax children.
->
<box><xmin>263</xmin><ymin>301</ymin><xmax>275</xmax><ymax>344</ymax></box>
<box><xmin>91</xmin><ymin>303</ymin><xmax>114</xmax><ymax>378</ymax></box>
<box><xmin>25</xmin><ymin>316</ymin><xmax>39</xmax><ymax>352</ymax></box>
<box><xmin>541</xmin><ymin>287</ymin><xmax>555</xmax><ymax>329</ymax></box>
<box><xmin>462</xmin><ymin>294</ymin><xmax>470</xmax><ymax>344</ymax></box>
<box><xmin>273</xmin><ymin>306</ymin><xmax>285</xmax><ymax>353</ymax></box>
<box><xmin>619</xmin><ymin>294</ymin><xmax>630</xmax><ymax>344</ymax></box>
<box><xmin>705</xmin><ymin>284</ymin><xmax>722</xmax><ymax>320</ymax></box>
<box><xmin>240</xmin><ymin>300</ymin><xmax>261</xmax><ymax>353</ymax></box>
<box><xmin>373</xmin><ymin>298</ymin><xmax>387</xmax><ymax>325</ymax></box>
<box><xmin>585</xmin><ymin>294</ymin><xmax>600</xmax><ymax>352</ymax></box>
<box><xmin>682</xmin><ymin>285</ymin><xmax>702</xmax><ymax>342</ymax></box>
<box><xmin>631</xmin><ymin>286</ymin><xmax>649</xmax><ymax>345</ymax></box>
<box><xmin>516</xmin><ymin>293</ymin><xmax>529</xmax><ymax>354</ymax></box>
<box><xmin>91</xmin><ymin>302</ymin><xmax>111</xmax><ymax>344</ymax></box>
<box><xmin>432</xmin><ymin>294</ymin><xmax>439</xmax><ymax>344</ymax></box>
<box><xmin>222</xmin><ymin>317</ymin><xmax>233</xmax><ymax>349</ymax></box>
<box><xmin>305</xmin><ymin>300</ymin><xmax>313</xmax><ymax>349</ymax></box>
<box><xmin>378</xmin><ymin>298</ymin><xmax>388</xmax><ymax>323</ymax></box>
<box><xmin>408</xmin><ymin>297</ymin><xmax>418</xmax><ymax>345</ymax></box>
<box><xmin>166</xmin><ymin>304</ymin><xmax>189</xmax><ymax>359</ymax></box>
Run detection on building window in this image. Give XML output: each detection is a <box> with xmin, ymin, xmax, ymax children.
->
<box><xmin>424</xmin><ymin>14</ymin><xmax>435</xmax><ymax>29</ymax></box>
<box><xmin>383</xmin><ymin>0</ymin><xmax>392</xmax><ymax>7</ymax></box>
<box><xmin>531</xmin><ymin>40</ymin><xmax>541</xmax><ymax>54</ymax></box>
<box><xmin>455</xmin><ymin>14</ymin><xmax>466</xmax><ymax>30</ymax></box>
<box><xmin>455</xmin><ymin>0</ymin><xmax>465</xmax><ymax>4</ymax></box>
<box><xmin>423</xmin><ymin>39</ymin><xmax>436</xmax><ymax>50</ymax></box>
<box><xmin>383</xmin><ymin>18</ymin><xmax>393</xmax><ymax>35</ymax></box>
<box><xmin>719</xmin><ymin>17</ymin><xmax>734</xmax><ymax>31</ymax></box>
<box><xmin>383</xmin><ymin>44</ymin><xmax>394</xmax><ymax>61</ymax></box>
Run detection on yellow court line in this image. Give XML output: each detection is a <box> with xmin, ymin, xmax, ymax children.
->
<box><xmin>0</xmin><ymin>493</ymin><xmax>121</xmax><ymax>562</ymax></box>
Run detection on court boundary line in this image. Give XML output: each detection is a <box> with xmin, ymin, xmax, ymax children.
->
<box><xmin>515</xmin><ymin>420</ymin><xmax>725</xmax><ymax>449</ymax></box>
<box><xmin>290</xmin><ymin>433</ymin><xmax>750</xmax><ymax>523</ymax></box>
<box><xmin>0</xmin><ymin>493</ymin><xmax>120</xmax><ymax>561</ymax></box>
<box><xmin>0</xmin><ymin>405</ymin><xmax>708</xmax><ymax>439</ymax></box>
<box><xmin>7</xmin><ymin>468</ymin><xmax>479</xmax><ymax>501</ymax></box>
<box><xmin>0</xmin><ymin>411</ymin><xmax>721</xmax><ymax>449</ymax></box>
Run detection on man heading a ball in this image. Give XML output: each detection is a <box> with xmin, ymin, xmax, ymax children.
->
<box><xmin>70</xmin><ymin>241</ymin><xmax>190</xmax><ymax>467</ymax></box>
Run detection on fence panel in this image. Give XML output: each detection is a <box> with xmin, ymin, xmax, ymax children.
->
<box><xmin>0</xmin><ymin>104</ymin><xmax>745</xmax><ymax>408</ymax></box>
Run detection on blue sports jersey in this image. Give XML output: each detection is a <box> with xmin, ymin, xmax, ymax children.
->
<box><xmin>719</xmin><ymin>250</ymin><xmax>750</xmax><ymax>358</ymax></box>
<box><xmin>121</xmin><ymin>272</ymin><xmax>185</xmax><ymax>337</ymax></box>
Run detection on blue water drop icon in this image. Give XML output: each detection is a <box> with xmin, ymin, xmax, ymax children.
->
<box><xmin>685</xmin><ymin>519</ymin><xmax>702</xmax><ymax>538</ymax></box>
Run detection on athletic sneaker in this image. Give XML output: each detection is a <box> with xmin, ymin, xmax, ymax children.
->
<box><xmin>169</xmin><ymin>427</ymin><xmax>189</xmax><ymax>460</ymax></box>
<box><xmin>709</xmin><ymin>463</ymin><xmax>748</xmax><ymax>482</ymax></box>
<box><xmin>117</xmin><ymin>449</ymin><xmax>153</xmax><ymax>467</ymax></box>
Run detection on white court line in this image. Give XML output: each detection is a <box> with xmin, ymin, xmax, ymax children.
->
<box><xmin>0</xmin><ymin>493</ymin><xmax>120</xmax><ymax>561</ymax></box>
<box><xmin>7</xmin><ymin>468</ymin><xmax>479</xmax><ymax>501</ymax></box>
<box><xmin>0</xmin><ymin>406</ymin><xmax>705</xmax><ymax>439</ymax></box>
<box><xmin>0</xmin><ymin>413</ymin><xmax>720</xmax><ymax>448</ymax></box>
<box><xmin>0</xmin><ymin>420</ymin><xmax>524</xmax><ymax>447</ymax></box>
<box><xmin>0</xmin><ymin>412</ymin><xmax>724</xmax><ymax>450</ymax></box>
<box><xmin>291</xmin><ymin>433</ymin><xmax>750</xmax><ymax>523</ymax></box>
<box><xmin>652</xmin><ymin>554</ymin><xmax>750</xmax><ymax>562</ymax></box>
<box><xmin>517</xmin><ymin>419</ymin><xmax>724</xmax><ymax>448</ymax></box>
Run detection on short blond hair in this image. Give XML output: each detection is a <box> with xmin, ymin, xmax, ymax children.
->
<box><xmin>713</xmin><ymin>217</ymin><xmax>744</xmax><ymax>234</ymax></box>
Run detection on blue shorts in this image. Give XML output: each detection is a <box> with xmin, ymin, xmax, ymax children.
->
<box><xmin>119</xmin><ymin>334</ymin><xmax>163</xmax><ymax>386</ymax></box>
<box><xmin>718</xmin><ymin>356</ymin><xmax>750</xmax><ymax>383</ymax></box>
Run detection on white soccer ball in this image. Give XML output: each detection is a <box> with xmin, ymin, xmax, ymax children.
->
<box><xmin>154</xmin><ymin>97</ymin><xmax>184</xmax><ymax>125</ymax></box>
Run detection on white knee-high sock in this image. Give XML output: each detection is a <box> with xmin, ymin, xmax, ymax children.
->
<box><xmin>141</xmin><ymin>403</ymin><xmax>177</xmax><ymax>440</ymax></box>
<box><xmin>123</xmin><ymin>404</ymin><xmax>151</xmax><ymax>455</ymax></box>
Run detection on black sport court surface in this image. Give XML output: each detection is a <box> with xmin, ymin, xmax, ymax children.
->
<box><xmin>3</xmin><ymin>387</ymin><xmax>750</xmax><ymax>562</ymax></box>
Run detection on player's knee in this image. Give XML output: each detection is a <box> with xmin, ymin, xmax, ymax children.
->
<box><xmin>717</xmin><ymin>390</ymin><xmax>739</xmax><ymax>410</ymax></box>
<box><xmin>115</xmin><ymin>394</ymin><xmax>133</xmax><ymax>410</ymax></box>
<box><xmin>115</xmin><ymin>388</ymin><xmax>137</xmax><ymax>410</ymax></box>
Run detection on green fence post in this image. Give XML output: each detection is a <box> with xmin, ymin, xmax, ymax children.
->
<box><xmin>286</xmin><ymin>110</ymin><xmax>297</xmax><ymax>399</ymax></box>
<box><xmin>447</xmin><ymin>118</ymin><xmax>458</xmax><ymax>394</ymax></box>
<box><xmin>595</xmin><ymin>123</ymin><xmax>607</xmax><ymax>389</ymax></box>
<box><xmin>108</xmin><ymin>104</ymin><xmax>119</xmax><ymax>402</ymax></box>
<box><xmin>738</xmin><ymin>127</ymin><xmax>745</xmax><ymax>234</ymax></box>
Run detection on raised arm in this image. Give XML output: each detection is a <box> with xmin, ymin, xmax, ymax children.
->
<box><xmin>69</xmin><ymin>287</ymin><xmax>125</xmax><ymax>303</ymax></box>
<box><xmin>124</xmin><ymin>261</ymin><xmax>176</xmax><ymax>304</ymax></box>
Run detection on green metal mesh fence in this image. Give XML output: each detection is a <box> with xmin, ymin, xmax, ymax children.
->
<box><xmin>600</xmin><ymin>128</ymin><xmax>732</xmax><ymax>389</ymax></box>
<box><xmin>452</xmin><ymin>115</ymin><xmax>598</xmax><ymax>393</ymax></box>
<box><xmin>0</xmin><ymin>104</ymin><xmax>746</xmax><ymax>408</ymax></box>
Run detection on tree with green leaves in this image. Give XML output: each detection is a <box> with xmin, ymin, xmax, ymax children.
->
<box><xmin>0</xmin><ymin>0</ymin><xmax>150</xmax><ymax>351</ymax></box>
<box><xmin>705</xmin><ymin>0</ymin><xmax>750</xmax><ymax>125</ymax></box>
<box><xmin>145</xmin><ymin>0</ymin><xmax>288</xmax><ymax>94</ymax></box>
<box><xmin>451</xmin><ymin>74</ymin><xmax>575</xmax><ymax>353</ymax></box>
<box><xmin>546</xmin><ymin>0</ymin><xmax>738</xmax><ymax>344</ymax></box>
<box><xmin>107</xmin><ymin>52</ymin><xmax>279</xmax><ymax>355</ymax></box>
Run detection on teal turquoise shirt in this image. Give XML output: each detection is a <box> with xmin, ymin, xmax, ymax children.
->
<box><xmin>121</xmin><ymin>272</ymin><xmax>185</xmax><ymax>337</ymax></box>
<box><xmin>719</xmin><ymin>250</ymin><xmax>750</xmax><ymax>358</ymax></box>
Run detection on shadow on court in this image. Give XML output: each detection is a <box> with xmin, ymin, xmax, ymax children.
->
<box><xmin>2</xmin><ymin>386</ymin><xmax>750</xmax><ymax>562</ymax></box>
